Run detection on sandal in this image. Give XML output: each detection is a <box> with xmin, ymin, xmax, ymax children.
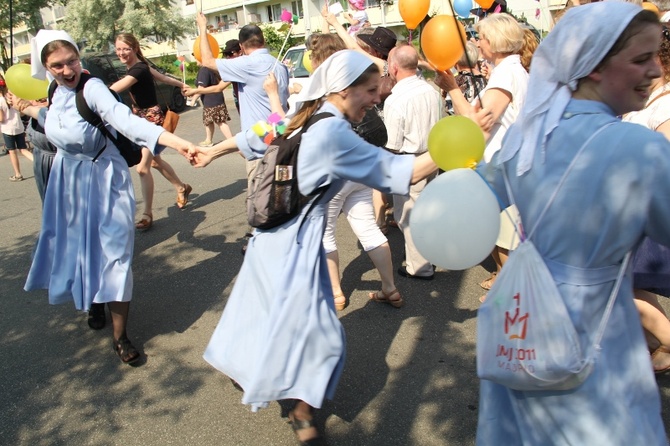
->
<box><xmin>651</xmin><ymin>346</ymin><xmax>670</xmax><ymax>374</ymax></box>
<box><xmin>112</xmin><ymin>335</ymin><xmax>141</xmax><ymax>365</ymax></box>
<box><xmin>135</xmin><ymin>213</ymin><xmax>153</xmax><ymax>230</ymax></box>
<box><xmin>288</xmin><ymin>410</ymin><xmax>325</xmax><ymax>446</ymax></box>
<box><xmin>87</xmin><ymin>303</ymin><xmax>106</xmax><ymax>330</ymax></box>
<box><xmin>480</xmin><ymin>272</ymin><xmax>497</xmax><ymax>290</ymax></box>
<box><xmin>369</xmin><ymin>289</ymin><xmax>404</xmax><ymax>308</ymax></box>
<box><xmin>333</xmin><ymin>293</ymin><xmax>347</xmax><ymax>311</ymax></box>
<box><xmin>176</xmin><ymin>183</ymin><xmax>192</xmax><ymax>209</ymax></box>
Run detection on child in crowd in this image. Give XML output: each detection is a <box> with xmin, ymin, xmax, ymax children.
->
<box><xmin>0</xmin><ymin>79</ymin><xmax>33</xmax><ymax>181</ymax></box>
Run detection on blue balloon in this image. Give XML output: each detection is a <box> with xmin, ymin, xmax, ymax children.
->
<box><xmin>453</xmin><ymin>0</ymin><xmax>472</xmax><ymax>17</ymax></box>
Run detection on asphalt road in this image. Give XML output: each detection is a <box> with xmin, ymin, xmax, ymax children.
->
<box><xmin>1</xmin><ymin>95</ymin><xmax>670</xmax><ymax>446</ymax></box>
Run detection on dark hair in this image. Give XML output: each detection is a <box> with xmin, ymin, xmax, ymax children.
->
<box><xmin>597</xmin><ymin>10</ymin><xmax>660</xmax><ymax>70</ymax></box>
<box><xmin>238</xmin><ymin>25</ymin><xmax>264</xmax><ymax>48</ymax></box>
<box><xmin>348</xmin><ymin>63</ymin><xmax>380</xmax><ymax>88</ymax></box>
<box><xmin>41</xmin><ymin>40</ymin><xmax>79</xmax><ymax>66</ymax></box>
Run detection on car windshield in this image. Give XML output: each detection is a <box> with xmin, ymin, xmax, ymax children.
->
<box><xmin>283</xmin><ymin>48</ymin><xmax>309</xmax><ymax>78</ymax></box>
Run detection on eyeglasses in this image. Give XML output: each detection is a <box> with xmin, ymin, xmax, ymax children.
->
<box><xmin>47</xmin><ymin>58</ymin><xmax>81</xmax><ymax>71</ymax></box>
<box><xmin>115</xmin><ymin>48</ymin><xmax>134</xmax><ymax>54</ymax></box>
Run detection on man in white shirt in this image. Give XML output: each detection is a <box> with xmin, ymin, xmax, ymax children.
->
<box><xmin>384</xmin><ymin>45</ymin><xmax>441</xmax><ymax>280</ymax></box>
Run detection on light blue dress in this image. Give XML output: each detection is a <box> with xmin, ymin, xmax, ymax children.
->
<box><xmin>203</xmin><ymin>102</ymin><xmax>415</xmax><ymax>411</ymax></box>
<box><xmin>478</xmin><ymin>99</ymin><xmax>670</xmax><ymax>445</ymax></box>
<box><xmin>24</xmin><ymin>78</ymin><xmax>164</xmax><ymax>312</ymax></box>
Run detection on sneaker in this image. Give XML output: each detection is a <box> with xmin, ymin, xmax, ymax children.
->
<box><xmin>199</xmin><ymin>140</ymin><xmax>213</xmax><ymax>147</ymax></box>
<box><xmin>9</xmin><ymin>175</ymin><xmax>23</xmax><ymax>182</ymax></box>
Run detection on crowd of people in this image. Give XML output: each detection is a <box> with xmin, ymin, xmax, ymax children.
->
<box><xmin>7</xmin><ymin>1</ymin><xmax>670</xmax><ymax>444</ymax></box>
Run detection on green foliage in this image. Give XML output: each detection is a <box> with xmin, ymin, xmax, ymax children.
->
<box><xmin>185</xmin><ymin>61</ymin><xmax>199</xmax><ymax>75</ymax></box>
<box><xmin>259</xmin><ymin>24</ymin><xmax>301</xmax><ymax>56</ymax></box>
<box><xmin>156</xmin><ymin>54</ymin><xmax>177</xmax><ymax>72</ymax></box>
<box><xmin>0</xmin><ymin>0</ymin><xmax>56</xmax><ymax>70</ymax></box>
<box><xmin>63</xmin><ymin>0</ymin><xmax>192</xmax><ymax>50</ymax></box>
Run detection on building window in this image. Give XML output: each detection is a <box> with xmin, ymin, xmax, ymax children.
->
<box><xmin>186</xmin><ymin>0</ymin><xmax>194</xmax><ymax>4</ymax></box>
<box><xmin>267</xmin><ymin>4</ymin><xmax>282</xmax><ymax>22</ymax></box>
<box><xmin>291</xmin><ymin>1</ymin><xmax>304</xmax><ymax>18</ymax></box>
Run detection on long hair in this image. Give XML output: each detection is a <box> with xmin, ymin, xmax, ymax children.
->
<box><xmin>308</xmin><ymin>33</ymin><xmax>346</xmax><ymax>68</ymax></box>
<box><xmin>116</xmin><ymin>33</ymin><xmax>149</xmax><ymax>65</ymax></box>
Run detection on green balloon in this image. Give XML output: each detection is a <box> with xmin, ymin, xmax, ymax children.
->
<box><xmin>5</xmin><ymin>63</ymin><xmax>50</xmax><ymax>101</ymax></box>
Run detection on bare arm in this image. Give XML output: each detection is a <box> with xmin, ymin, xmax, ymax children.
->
<box><xmin>156</xmin><ymin>131</ymin><xmax>197</xmax><ymax>160</ymax></box>
<box><xmin>150</xmin><ymin>67</ymin><xmax>187</xmax><ymax>89</ymax></box>
<box><xmin>656</xmin><ymin>120</ymin><xmax>670</xmax><ymax>142</ymax></box>
<box><xmin>321</xmin><ymin>5</ymin><xmax>385</xmax><ymax>72</ymax></box>
<box><xmin>189</xmin><ymin>136</ymin><xmax>239</xmax><ymax>167</ymax></box>
<box><xmin>184</xmin><ymin>80</ymin><xmax>231</xmax><ymax>97</ymax></box>
<box><xmin>411</xmin><ymin>152</ymin><xmax>438</xmax><ymax>184</ymax></box>
<box><xmin>196</xmin><ymin>12</ymin><xmax>219</xmax><ymax>72</ymax></box>
<box><xmin>264</xmin><ymin>73</ymin><xmax>286</xmax><ymax>118</ymax></box>
<box><xmin>110</xmin><ymin>75</ymin><xmax>138</xmax><ymax>93</ymax></box>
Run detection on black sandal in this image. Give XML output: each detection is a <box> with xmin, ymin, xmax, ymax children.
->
<box><xmin>112</xmin><ymin>335</ymin><xmax>141</xmax><ymax>364</ymax></box>
<box><xmin>87</xmin><ymin>303</ymin><xmax>106</xmax><ymax>330</ymax></box>
<box><xmin>288</xmin><ymin>411</ymin><xmax>326</xmax><ymax>446</ymax></box>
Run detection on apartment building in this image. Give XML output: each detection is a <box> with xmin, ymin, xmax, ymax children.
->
<box><xmin>3</xmin><ymin>0</ymin><xmax>566</xmax><ymax>64</ymax></box>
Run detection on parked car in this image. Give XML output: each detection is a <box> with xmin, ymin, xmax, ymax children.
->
<box><xmin>80</xmin><ymin>52</ymin><xmax>187</xmax><ymax>112</ymax></box>
<box><xmin>282</xmin><ymin>45</ymin><xmax>311</xmax><ymax>112</ymax></box>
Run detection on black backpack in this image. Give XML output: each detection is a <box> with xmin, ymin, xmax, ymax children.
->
<box><xmin>247</xmin><ymin>112</ymin><xmax>333</xmax><ymax>230</ymax></box>
<box><xmin>48</xmin><ymin>73</ymin><xmax>142</xmax><ymax>167</ymax></box>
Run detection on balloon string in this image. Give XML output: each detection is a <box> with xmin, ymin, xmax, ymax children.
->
<box><xmin>409</xmin><ymin>29</ymin><xmax>413</xmax><ymax>42</ymax></box>
<box><xmin>446</xmin><ymin>0</ymin><xmax>485</xmax><ymax>109</ymax></box>
<box><xmin>273</xmin><ymin>23</ymin><xmax>294</xmax><ymax>71</ymax></box>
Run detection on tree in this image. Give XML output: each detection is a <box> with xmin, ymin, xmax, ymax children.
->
<box><xmin>260</xmin><ymin>24</ymin><xmax>301</xmax><ymax>57</ymax></box>
<box><xmin>0</xmin><ymin>0</ymin><xmax>55</xmax><ymax>70</ymax></box>
<box><xmin>63</xmin><ymin>0</ymin><xmax>192</xmax><ymax>51</ymax></box>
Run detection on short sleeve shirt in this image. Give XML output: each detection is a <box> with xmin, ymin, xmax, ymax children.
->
<box><xmin>127</xmin><ymin>62</ymin><xmax>159</xmax><ymax>109</ymax></box>
<box><xmin>196</xmin><ymin>67</ymin><xmax>225</xmax><ymax>108</ymax></box>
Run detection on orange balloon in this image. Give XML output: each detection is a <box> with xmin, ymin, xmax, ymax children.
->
<box><xmin>475</xmin><ymin>0</ymin><xmax>495</xmax><ymax>9</ymax></box>
<box><xmin>193</xmin><ymin>33</ymin><xmax>220</xmax><ymax>62</ymax></box>
<box><xmin>642</xmin><ymin>1</ymin><xmax>660</xmax><ymax>15</ymax></box>
<box><xmin>399</xmin><ymin>0</ymin><xmax>430</xmax><ymax>30</ymax></box>
<box><xmin>421</xmin><ymin>15</ymin><xmax>466</xmax><ymax>71</ymax></box>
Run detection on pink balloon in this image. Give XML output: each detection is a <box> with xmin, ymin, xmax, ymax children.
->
<box><xmin>280</xmin><ymin>9</ymin><xmax>293</xmax><ymax>23</ymax></box>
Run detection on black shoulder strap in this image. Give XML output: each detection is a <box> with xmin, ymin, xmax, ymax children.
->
<box><xmin>47</xmin><ymin>80</ymin><xmax>58</xmax><ymax>106</ymax></box>
<box><xmin>72</xmin><ymin>73</ymin><xmax>123</xmax><ymax>162</ymax></box>
<box><xmin>294</xmin><ymin>111</ymin><xmax>334</xmax><ymax>236</ymax></box>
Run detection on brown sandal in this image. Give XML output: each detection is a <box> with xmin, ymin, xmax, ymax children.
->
<box><xmin>135</xmin><ymin>213</ymin><xmax>153</xmax><ymax>230</ymax></box>
<box><xmin>480</xmin><ymin>272</ymin><xmax>497</xmax><ymax>290</ymax></box>
<box><xmin>176</xmin><ymin>183</ymin><xmax>192</xmax><ymax>209</ymax></box>
<box><xmin>112</xmin><ymin>335</ymin><xmax>140</xmax><ymax>364</ymax></box>
<box><xmin>651</xmin><ymin>346</ymin><xmax>670</xmax><ymax>374</ymax></box>
<box><xmin>333</xmin><ymin>293</ymin><xmax>347</xmax><ymax>311</ymax></box>
<box><xmin>369</xmin><ymin>289</ymin><xmax>404</xmax><ymax>308</ymax></box>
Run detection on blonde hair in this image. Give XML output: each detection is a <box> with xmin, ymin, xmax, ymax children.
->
<box><xmin>456</xmin><ymin>41</ymin><xmax>480</xmax><ymax>69</ymax></box>
<box><xmin>115</xmin><ymin>33</ymin><xmax>149</xmax><ymax>64</ymax></box>
<box><xmin>475</xmin><ymin>13</ymin><xmax>524</xmax><ymax>55</ymax></box>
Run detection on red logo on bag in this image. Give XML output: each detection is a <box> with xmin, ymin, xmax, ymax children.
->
<box><xmin>504</xmin><ymin>293</ymin><xmax>528</xmax><ymax>340</ymax></box>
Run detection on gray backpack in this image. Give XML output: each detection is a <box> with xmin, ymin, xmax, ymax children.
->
<box><xmin>247</xmin><ymin>112</ymin><xmax>333</xmax><ymax>229</ymax></box>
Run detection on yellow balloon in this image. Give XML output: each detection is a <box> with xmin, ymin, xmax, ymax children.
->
<box><xmin>642</xmin><ymin>1</ymin><xmax>660</xmax><ymax>15</ymax></box>
<box><xmin>302</xmin><ymin>50</ymin><xmax>313</xmax><ymax>74</ymax></box>
<box><xmin>399</xmin><ymin>0</ymin><xmax>430</xmax><ymax>30</ymax></box>
<box><xmin>428</xmin><ymin>116</ymin><xmax>485</xmax><ymax>171</ymax></box>
<box><xmin>5</xmin><ymin>63</ymin><xmax>50</xmax><ymax>101</ymax></box>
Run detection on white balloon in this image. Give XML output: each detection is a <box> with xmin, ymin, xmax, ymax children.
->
<box><xmin>410</xmin><ymin>168</ymin><xmax>501</xmax><ymax>270</ymax></box>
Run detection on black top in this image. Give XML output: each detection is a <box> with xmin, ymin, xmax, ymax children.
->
<box><xmin>127</xmin><ymin>62</ymin><xmax>158</xmax><ymax>109</ymax></box>
<box><xmin>196</xmin><ymin>67</ymin><xmax>225</xmax><ymax>108</ymax></box>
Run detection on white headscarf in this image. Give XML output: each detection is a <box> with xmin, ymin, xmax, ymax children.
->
<box><xmin>498</xmin><ymin>2</ymin><xmax>642</xmax><ymax>176</ymax></box>
<box><xmin>293</xmin><ymin>50</ymin><xmax>375</xmax><ymax>109</ymax></box>
<box><xmin>30</xmin><ymin>30</ymin><xmax>79</xmax><ymax>80</ymax></box>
